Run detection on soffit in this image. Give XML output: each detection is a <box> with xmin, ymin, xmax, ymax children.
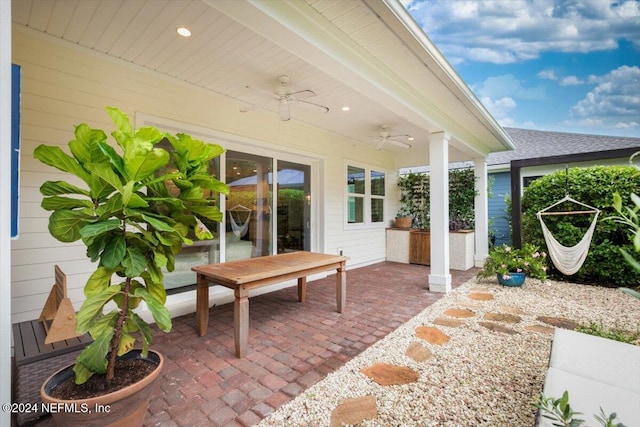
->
<box><xmin>11</xmin><ymin>0</ymin><xmax>513</xmax><ymax>165</ymax></box>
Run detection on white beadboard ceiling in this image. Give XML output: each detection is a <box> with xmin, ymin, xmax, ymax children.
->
<box><xmin>11</xmin><ymin>0</ymin><xmax>513</xmax><ymax>165</ymax></box>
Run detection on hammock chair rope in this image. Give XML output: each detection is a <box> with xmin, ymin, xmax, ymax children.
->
<box><xmin>536</xmin><ymin>195</ymin><xmax>600</xmax><ymax>276</ymax></box>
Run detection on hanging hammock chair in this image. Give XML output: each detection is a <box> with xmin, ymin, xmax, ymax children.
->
<box><xmin>536</xmin><ymin>195</ymin><xmax>600</xmax><ymax>275</ymax></box>
<box><xmin>229</xmin><ymin>204</ymin><xmax>252</xmax><ymax>238</ymax></box>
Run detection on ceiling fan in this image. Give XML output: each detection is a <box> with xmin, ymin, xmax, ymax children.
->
<box><xmin>240</xmin><ymin>75</ymin><xmax>329</xmax><ymax>121</ymax></box>
<box><xmin>373</xmin><ymin>125</ymin><xmax>413</xmax><ymax>150</ymax></box>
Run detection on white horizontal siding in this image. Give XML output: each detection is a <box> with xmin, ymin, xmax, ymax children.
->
<box><xmin>11</xmin><ymin>29</ymin><xmax>397</xmax><ymax>322</ymax></box>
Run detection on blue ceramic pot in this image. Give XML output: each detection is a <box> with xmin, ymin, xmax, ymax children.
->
<box><xmin>497</xmin><ymin>272</ymin><xmax>526</xmax><ymax>287</ymax></box>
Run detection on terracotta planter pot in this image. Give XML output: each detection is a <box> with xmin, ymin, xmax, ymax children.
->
<box><xmin>40</xmin><ymin>350</ymin><xmax>163</xmax><ymax>427</ymax></box>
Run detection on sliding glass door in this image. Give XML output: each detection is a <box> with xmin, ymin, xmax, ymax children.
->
<box><xmin>225</xmin><ymin>151</ymin><xmax>273</xmax><ymax>261</ymax></box>
<box><xmin>276</xmin><ymin>161</ymin><xmax>311</xmax><ymax>253</ymax></box>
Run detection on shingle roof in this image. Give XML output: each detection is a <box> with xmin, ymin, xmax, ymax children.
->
<box><xmin>489</xmin><ymin>128</ymin><xmax>640</xmax><ymax>166</ymax></box>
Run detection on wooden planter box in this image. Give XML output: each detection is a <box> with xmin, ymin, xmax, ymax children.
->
<box><xmin>386</xmin><ymin>228</ymin><xmax>474</xmax><ymax>271</ymax></box>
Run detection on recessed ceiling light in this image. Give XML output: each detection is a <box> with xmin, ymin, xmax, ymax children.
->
<box><xmin>342</xmin><ymin>106</ymin><xmax>350</xmax><ymax>111</ymax></box>
<box><xmin>177</xmin><ymin>27</ymin><xmax>191</xmax><ymax>37</ymax></box>
<box><xmin>408</xmin><ymin>136</ymin><xmax>414</xmax><ymax>141</ymax></box>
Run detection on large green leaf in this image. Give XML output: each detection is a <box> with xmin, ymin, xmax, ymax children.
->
<box><xmin>189</xmin><ymin>204</ymin><xmax>223</xmax><ymax>222</ymax></box>
<box><xmin>69</xmin><ymin>124</ymin><xmax>108</xmax><ymax>164</ymax></box>
<box><xmin>122</xmin><ymin>246</ymin><xmax>147</xmax><ymax>277</ymax></box>
<box><xmin>125</xmin><ymin>146</ymin><xmax>170</xmax><ymax>182</ymax></box>
<box><xmin>85</xmin><ymin>162</ymin><xmax>123</xmax><ymax>194</ymax></box>
<box><xmin>145</xmin><ymin>271</ymin><xmax>167</xmax><ymax>305</ymax></box>
<box><xmin>180</xmin><ymin>186</ymin><xmax>204</xmax><ymax>202</ymax></box>
<box><xmin>41</xmin><ymin>196</ymin><xmax>93</xmax><ymax>211</ymax></box>
<box><xmin>107</xmin><ymin>106</ymin><xmax>133</xmax><ymax>141</ymax></box>
<box><xmin>48</xmin><ymin>210</ymin><xmax>93</xmax><ymax>242</ymax></box>
<box><xmin>33</xmin><ymin>145</ymin><xmax>90</xmax><ymax>184</ymax></box>
<box><xmin>134</xmin><ymin>288</ymin><xmax>172</xmax><ymax>332</ymax></box>
<box><xmin>40</xmin><ymin>181</ymin><xmax>90</xmax><ymax>197</ymax></box>
<box><xmin>76</xmin><ymin>286</ymin><xmax>121</xmax><ymax>332</ymax></box>
<box><xmin>76</xmin><ymin>330</ymin><xmax>112</xmax><ymax>379</ymax></box>
<box><xmin>72</xmin><ymin>360</ymin><xmax>95</xmax><ymax>385</ymax></box>
<box><xmin>139</xmin><ymin>212</ymin><xmax>176</xmax><ymax>232</ymax></box>
<box><xmin>97</xmin><ymin>141</ymin><xmax>126</xmax><ymax>178</ymax></box>
<box><xmin>87</xmin><ymin>311</ymin><xmax>118</xmax><ymax>338</ymax></box>
<box><xmin>131</xmin><ymin>314</ymin><xmax>152</xmax><ymax>355</ymax></box>
<box><xmin>102</xmin><ymin>235</ymin><xmax>126</xmax><ymax>268</ymax></box>
<box><xmin>80</xmin><ymin>219</ymin><xmax>122</xmax><ymax>239</ymax></box>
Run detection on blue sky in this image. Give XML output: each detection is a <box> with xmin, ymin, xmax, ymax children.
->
<box><xmin>401</xmin><ymin>0</ymin><xmax>640</xmax><ymax>137</ymax></box>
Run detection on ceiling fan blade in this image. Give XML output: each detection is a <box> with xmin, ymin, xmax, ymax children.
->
<box><xmin>279</xmin><ymin>98</ymin><xmax>290</xmax><ymax>121</ymax></box>
<box><xmin>288</xmin><ymin>89</ymin><xmax>316</xmax><ymax>99</ymax></box>
<box><xmin>296</xmin><ymin>99</ymin><xmax>329</xmax><ymax>113</ymax></box>
<box><xmin>376</xmin><ymin>139</ymin><xmax>385</xmax><ymax>150</ymax></box>
<box><xmin>387</xmin><ymin>138</ymin><xmax>412</xmax><ymax>149</ymax></box>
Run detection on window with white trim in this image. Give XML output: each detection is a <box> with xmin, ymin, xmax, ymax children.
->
<box><xmin>346</xmin><ymin>164</ymin><xmax>386</xmax><ymax>226</ymax></box>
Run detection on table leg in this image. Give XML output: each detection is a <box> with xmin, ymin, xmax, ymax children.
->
<box><xmin>298</xmin><ymin>276</ymin><xmax>307</xmax><ymax>302</ymax></box>
<box><xmin>336</xmin><ymin>261</ymin><xmax>346</xmax><ymax>313</ymax></box>
<box><xmin>196</xmin><ymin>274</ymin><xmax>209</xmax><ymax>336</ymax></box>
<box><xmin>234</xmin><ymin>286</ymin><xmax>249</xmax><ymax>358</ymax></box>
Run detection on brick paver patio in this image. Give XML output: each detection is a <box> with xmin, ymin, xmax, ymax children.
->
<box><xmin>28</xmin><ymin>262</ymin><xmax>478</xmax><ymax>427</ymax></box>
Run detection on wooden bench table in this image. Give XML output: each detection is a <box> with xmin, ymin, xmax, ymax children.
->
<box><xmin>192</xmin><ymin>251</ymin><xmax>348</xmax><ymax>357</ymax></box>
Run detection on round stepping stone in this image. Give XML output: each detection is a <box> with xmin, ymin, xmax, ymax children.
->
<box><xmin>484</xmin><ymin>312</ymin><xmax>522</xmax><ymax>323</ymax></box>
<box><xmin>444</xmin><ymin>308</ymin><xmax>475</xmax><ymax>318</ymax></box>
<box><xmin>361</xmin><ymin>363</ymin><xmax>419</xmax><ymax>386</ymax></box>
<box><xmin>525</xmin><ymin>325</ymin><xmax>555</xmax><ymax>335</ymax></box>
<box><xmin>468</xmin><ymin>292</ymin><xmax>494</xmax><ymax>301</ymax></box>
<box><xmin>536</xmin><ymin>316</ymin><xmax>578</xmax><ymax>330</ymax></box>
<box><xmin>498</xmin><ymin>306</ymin><xmax>526</xmax><ymax>315</ymax></box>
<box><xmin>330</xmin><ymin>395</ymin><xmax>377</xmax><ymax>427</ymax></box>
<box><xmin>415</xmin><ymin>326</ymin><xmax>450</xmax><ymax>345</ymax></box>
<box><xmin>479</xmin><ymin>321</ymin><xmax>519</xmax><ymax>335</ymax></box>
<box><xmin>405</xmin><ymin>341</ymin><xmax>433</xmax><ymax>362</ymax></box>
<box><xmin>433</xmin><ymin>317</ymin><xmax>465</xmax><ymax>328</ymax></box>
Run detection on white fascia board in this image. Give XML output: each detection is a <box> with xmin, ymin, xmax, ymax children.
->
<box><xmin>207</xmin><ymin>0</ymin><xmax>446</xmax><ymax>135</ymax></box>
<box><xmin>370</xmin><ymin>0</ymin><xmax>516</xmax><ymax>152</ymax></box>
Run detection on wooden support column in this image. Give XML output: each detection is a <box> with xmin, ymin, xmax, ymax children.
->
<box><xmin>428</xmin><ymin>132</ymin><xmax>452</xmax><ymax>292</ymax></box>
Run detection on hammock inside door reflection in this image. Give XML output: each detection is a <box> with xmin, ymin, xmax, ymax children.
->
<box><xmin>229</xmin><ymin>204</ymin><xmax>252</xmax><ymax>237</ymax></box>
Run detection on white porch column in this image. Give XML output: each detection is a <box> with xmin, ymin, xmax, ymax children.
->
<box><xmin>1</xmin><ymin>1</ymin><xmax>12</xmax><ymax>424</ymax></box>
<box><xmin>428</xmin><ymin>132</ymin><xmax>452</xmax><ymax>292</ymax></box>
<box><xmin>474</xmin><ymin>157</ymin><xmax>489</xmax><ymax>267</ymax></box>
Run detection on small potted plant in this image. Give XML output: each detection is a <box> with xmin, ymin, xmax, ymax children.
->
<box><xmin>35</xmin><ymin>107</ymin><xmax>229</xmax><ymax>426</ymax></box>
<box><xmin>395</xmin><ymin>206</ymin><xmax>413</xmax><ymax>228</ymax></box>
<box><xmin>477</xmin><ymin>243</ymin><xmax>548</xmax><ymax>286</ymax></box>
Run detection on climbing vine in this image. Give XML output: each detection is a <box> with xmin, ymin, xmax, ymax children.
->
<box><xmin>397</xmin><ymin>169</ymin><xmax>478</xmax><ymax>230</ymax></box>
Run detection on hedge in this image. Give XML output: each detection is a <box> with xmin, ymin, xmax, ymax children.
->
<box><xmin>521</xmin><ymin>165</ymin><xmax>640</xmax><ymax>287</ymax></box>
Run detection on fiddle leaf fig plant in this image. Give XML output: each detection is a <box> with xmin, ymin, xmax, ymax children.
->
<box><xmin>34</xmin><ymin>107</ymin><xmax>229</xmax><ymax>385</ymax></box>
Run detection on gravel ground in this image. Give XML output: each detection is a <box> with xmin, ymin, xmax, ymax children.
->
<box><xmin>257</xmin><ymin>278</ymin><xmax>640</xmax><ymax>427</ymax></box>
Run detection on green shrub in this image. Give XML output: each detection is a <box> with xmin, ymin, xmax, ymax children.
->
<box><xmin>521</xmin><ymin>166</ymin><xmax>640</xmax><ymax>287</ymax></box>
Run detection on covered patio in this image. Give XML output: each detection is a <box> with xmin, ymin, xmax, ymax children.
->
<box><xmin>2</xmin><ymin>1</ymin><xmax>515</xmax><ymax>424</ymax></box>
<box><xmin>29</xmin><ymin>262</ymin><xmax>478</xmax><ymax>426</ymax></box>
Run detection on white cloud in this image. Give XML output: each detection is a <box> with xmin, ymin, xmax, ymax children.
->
<box><xmin>403</xmin><ymin>0</ymin><xmax>640</xmax><ymax>64</ymax></box>
<box><xmin>473</xmin><ymin>74</ymin><xmax>546</xmax><ymax>101</ymax></box>
<box><xmin>538</xmin><ymin>69</ymin><xmax>557</xmax><ymax>80</ymax></box>
<box><xmin>479</xmin><ymin>96</ymin><xmax>517</xmax><ymax>126</ymax></box>
<box><xmin>567</xmin><ymin>65</ymin><xmax>640</xmax><ymax>132</ymax></box>
<box><xmin>559</xmin><ymin>76</ymin><xmax>584</xmax><ymax>86</ymax></box>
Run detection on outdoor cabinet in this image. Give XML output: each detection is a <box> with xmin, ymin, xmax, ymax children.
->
<box><xmin>409</xmin><ymin>230</ymin><xmax>430</xmax><ymax>265</ymax></box>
